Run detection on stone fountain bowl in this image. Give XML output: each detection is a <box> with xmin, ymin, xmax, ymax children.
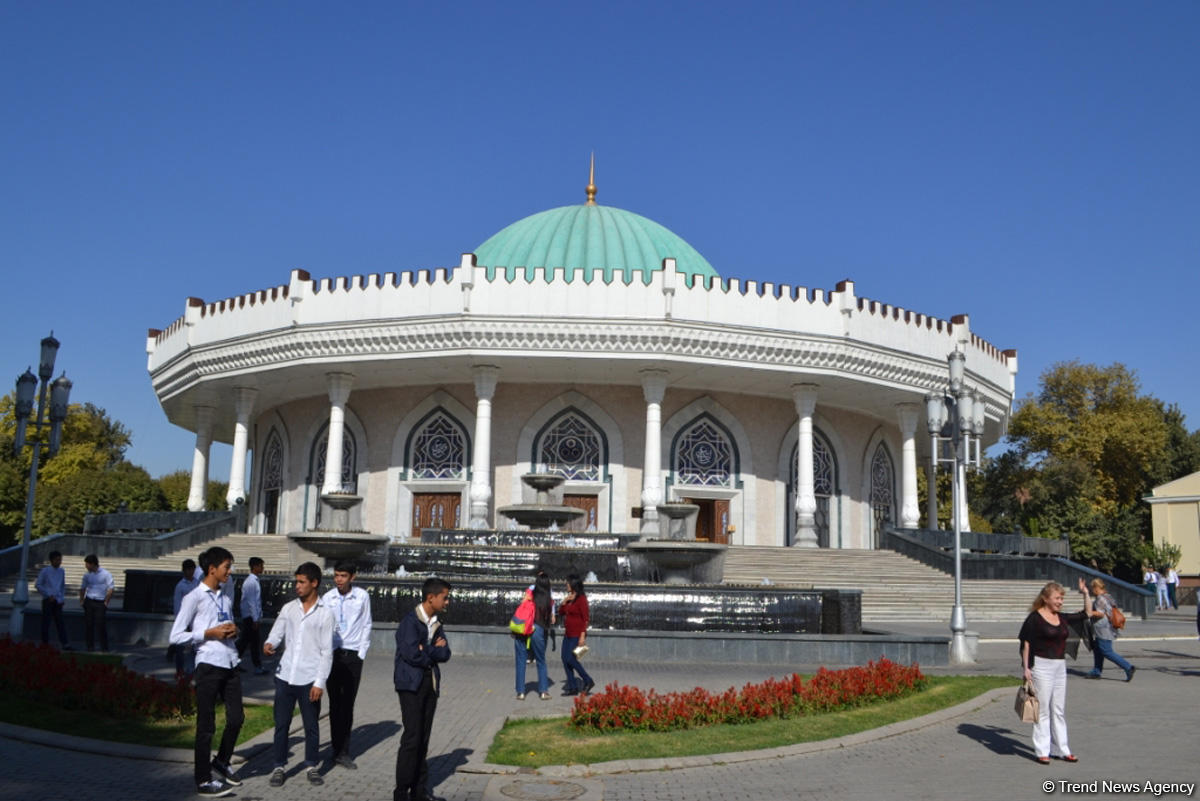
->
<box><xmin>289</xmin><ymin>530</ymin><xmax>391</xmax><ymax>562</ymax></box>
<box><xmin>626</xmin><ymin>540</ymin><xmax>728</xmax><ymax>585</ymax></box>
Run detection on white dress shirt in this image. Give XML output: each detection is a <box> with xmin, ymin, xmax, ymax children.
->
<box><xmin>170</xmin><ymin>581</ymin><xmax>240</xmax><ymax>669</ymax></box>
<box><xmin>81</xmin><ymin>567</ymin><xmax>114</xmax><ymax>601</ymax></box>
<box><xmin>266</xmin><ymin>596</ymin><xmax>334</xmax><ymax>690</ymax></box>
<box><xmin>240</xmin><ymin>573</ymin><xmax>263</xmax><ymax>621</ymax></box>
<box><xmin>36</xmin><ymin>565</ymin><xmax>66</xmax><ymax>603</ymax></box>
<box><xmin>323</xmin><ymin>585</ymin><xmax>373</xmax><ymax>659</ymax></box>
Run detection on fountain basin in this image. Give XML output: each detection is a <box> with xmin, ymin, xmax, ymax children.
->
<box><xmin>626</xmin><ymin>540</ymin><xmax>728</xmax><ymax>585</ymax></box>
<box><xmin>289</xmin><ymin>530</ymin><xmax>391</xmax><ymax>562</ymax></box>
<box><xmin>496</xmin><ymin>504</ymin><xmax>586</xmax><ymax>530</ymax></box>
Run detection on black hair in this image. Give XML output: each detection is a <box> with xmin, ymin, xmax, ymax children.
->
<box><xmin>248</xmin><ymin>557</ymin><xmax>264</xmax><ymax>570</ymax></box>
<box><xmin>182</xmin><ymin>558</ymin><xmax>196</xmax><ymax>573</ymax></box>
<box><xmin>84</xmin><ymin>554</ymin><xmax>98</xmax><ymax>565</ymax></box>
<box><xmin>295</xmin><ymin>562</ymin><xmax>322</xmax><ymax>584</ymax></box>
<box><xmin>202</xmin><ymin>546</ymin><xmax>233</xmax><ymax>575</ymax></box>
<box><xmin>49</xmin><ymin>550</ymin><xmax>62</xmax><ymax>560</ymax></box>
<box><xmin>333</xmin><ymin>560</ymin><xmax>358</xmax><ymax>575</ymax></box>
<box><xmin>422</xmin><ymin>577</ymin><xmax>451</xmax><ymax>600</ymax></box>
<box><xmin>566</xmin><ymin>573</ymin><xmax>585</xmax><ymax>598</ymax></box>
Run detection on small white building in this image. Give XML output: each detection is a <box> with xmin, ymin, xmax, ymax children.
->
<box><xmin>146</xmin><ymin>177</ymin><xmax>1017</xmax><ymax>548</ymax></box>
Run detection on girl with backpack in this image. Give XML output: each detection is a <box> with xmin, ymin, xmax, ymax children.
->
<box><xmin>513</xmin><ymin>572</ymin><xmax>554</xmax><ymax>700</ymax></box>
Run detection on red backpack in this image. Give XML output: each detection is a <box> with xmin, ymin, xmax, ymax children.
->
<box><xmin>509</xmin><ymin>596</ymin><xmax>535</xmax><ymax>637</ymax></box>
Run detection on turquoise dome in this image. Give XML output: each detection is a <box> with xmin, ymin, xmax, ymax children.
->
<box><xmin>473</xmin><ymin>203</ymin><xmax>719</xmax><ymax>285</ymax></box>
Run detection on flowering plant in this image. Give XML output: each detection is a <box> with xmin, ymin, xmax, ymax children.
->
<box><xmin>0</xmin><ymin>638</ymin><xmax>195</xmax><ymax>720</ymax></box>
<box><xmin>570</xmin><ymin>658</ymin><xmax>925</xmax><ymax>732</ymax></box>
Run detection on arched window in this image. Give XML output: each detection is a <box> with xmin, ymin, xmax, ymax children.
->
<box><xmin>407</xmin><ymin>410</ymin><xmax>469</xmax><ymax>480</ymax></box>
<box><xmin>673</xmin><ymin>415</ymin><xmax>737</xmax><ymax>487</ymax></box>
<box><xmin>534</xmin><ymin>410</ymin><xmax>604</xmax><ymax>481</ymax></box>
<box><xmin>259</xmin><ymin>429</ymin><xmax>283</xmax><ymax>533</ymax></box>
<box><xmin>870</xmin><ymin>442</ymin><xmax>895</xmax><ymax>546</ymax></box>
<box><xmin>788</xmin><ymin>428</ymin><xmax>838</xmax><ymax>547</ymax></box>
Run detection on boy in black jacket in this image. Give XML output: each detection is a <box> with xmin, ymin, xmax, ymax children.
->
<box><xmin>393</xmin><ymin>577</ymin><xmax>451</xmax><ymax>801</ymax></box>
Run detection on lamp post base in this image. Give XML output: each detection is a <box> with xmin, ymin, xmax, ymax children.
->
<box><xmin>949</xmin><ymin>630</ymin><xmax>978</xmax><ymax>665</ymax></box>
<box><xmin>8</xmin><ymin>595</ymin><xmax>28</xmax><ymax>640</ymax></box>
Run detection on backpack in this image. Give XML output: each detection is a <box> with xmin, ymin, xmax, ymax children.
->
<box><xmin>509</xmin><ymin>596</ymin><xmax>535</xmax><ymax>637</ymax></box>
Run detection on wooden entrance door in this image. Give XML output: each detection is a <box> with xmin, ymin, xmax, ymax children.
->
<box><xmin>681</xmin><ymin>497</ymin><xmax>731</xmax><ymax>544</ymax></box>
<box><xmin>562</xmin><ymin>494</ymin><xmax>599</xmax><ymax>532</ymax></box>
<box><xmin>412</xmin><ymin>493</ymin><xmax>462</xmax><ymax>534</ymax></box>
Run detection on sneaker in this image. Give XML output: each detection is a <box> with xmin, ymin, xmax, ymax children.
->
<box><xmin>196</xmin><ymin>780</ymin><xmax>233</xmax><ymax>798</ymax></box>
<box><xmin>1085</xmin><ymin>672</ymin><xmax>1101</xmax><ymax>679</ymax></box>
<box><xmin>539</xmin><ymin>692</ymin><xmax>551</xmax><ymax>700</ymax></box>
<box><xmin>269</xmin><ymin>767</ymin><xmax>286</xmax><ymax>787</ymax></box>
<box><xmin>307</xmin><ymin>767</ymin><xmax>324</xmax><ymax>786</ymax></box>
<box><xmin>210</xmin><ymin>758</ymin><xmax>242</xmax><ymax>787</ymax></box>
<box><xmin>335</xmin><ymin>754</ymin><xmax>358</xmax><ymax>770</ymax></box>
<box><xmin>1126</xmin><ymin>666</ymin><xmax>1137</xmax><ymax>682</ymax></box>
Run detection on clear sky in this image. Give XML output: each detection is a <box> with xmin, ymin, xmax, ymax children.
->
<box><xmin>3</xmin><ymin>1</ymin><xmax>1197</xmax><ymax>480</ymax></box>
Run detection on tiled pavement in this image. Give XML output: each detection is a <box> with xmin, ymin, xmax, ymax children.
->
<box><xmin>3</xmin><ymin>611</ymin><xmax>1198</xmax><ymax>801</ymax></box>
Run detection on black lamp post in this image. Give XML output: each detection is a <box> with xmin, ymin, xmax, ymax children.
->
<box><xmin>9</xmin><ymin>334</ymin><xmax>71</xmax><ymax>639</ymax></box>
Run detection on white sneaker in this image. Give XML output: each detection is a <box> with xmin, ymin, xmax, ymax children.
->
<box><xmin>196</xmin><ymin>780</ymin><xmax>233</xmax><ymax>798</ymax></box>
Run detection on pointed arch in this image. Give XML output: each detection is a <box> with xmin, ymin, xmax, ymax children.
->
<box><xmin>250</xmin><ymin>410</ymin><xmax>290</xmax><ymax>534</ymax></box>
<box><xmin>785</xmin><ymin>427</ymin><xmax>840</xmax><ymax>547</ymax></box>
<box><xmin>302</xmin><ymin>406</ymin><xmax>368</xmax><ymax>531</ymax></box>
<box><xmin>868</xmin><ymin>440</ymin><xmax>896</xmax><ymax>548</ymax></box>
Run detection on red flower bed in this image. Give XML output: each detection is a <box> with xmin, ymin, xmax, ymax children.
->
<box><xmin>570</xmin><ymin>658</ymin><xmax>925</xmax><ymax>732</ymax></box>
<box><xmin>0</xmin><ymin>638</ymin><xmax>195</xmax><ymax>720</ymax></box>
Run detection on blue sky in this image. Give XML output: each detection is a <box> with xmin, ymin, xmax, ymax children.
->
<box><xmin>3</xmin><ymin>1</ymin><xmax>1197</xmax><ymax>480</ymax></box>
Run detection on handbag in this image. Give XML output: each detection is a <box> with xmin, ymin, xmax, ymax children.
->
<box><xmin>1015</xmin><ymin>680</ymin><xmax>1040</xmax><ymax>723</ymax></box>
<box><xmin>1108</xmin><ymin>605</ymin><xmax>1126</xmax><ymax>630</ymax></box>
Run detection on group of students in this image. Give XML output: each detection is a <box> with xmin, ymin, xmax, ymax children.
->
<box><xmin>35</xmin><ymin>551</ymin><xmax>114</xmax><ymax>651</ymax></box>
<box><xmin>512</xmin><ymin>571</ymin><xmax>596</xmax><ymax>700</ymax></box>
<box><xmin>1143</xmin><ymin>566</ymin><xmax>1181</xmax><ymax>611</ymax></box>
<box><xmin>169</xmin><ymin>547</ymin><xmax>373</xmax><ymax>798</ymax></box>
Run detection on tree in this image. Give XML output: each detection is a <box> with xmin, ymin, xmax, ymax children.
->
<box><xmin>157</xmin><ymin>469</ymin><xmax>230</xmax><ymax>512</ymax></box>
<box><xmin>33</xmin><ymin>462</ymin><xmax>166</xmax><ymax>537</ymax></box>
<box><xmin>980</xmin><ymin>361</ymin><xmax>1196</xmax><ymax>577</ymax></box>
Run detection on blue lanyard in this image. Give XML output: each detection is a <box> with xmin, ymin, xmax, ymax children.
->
<box><xmin>209</xmin><ymin>590</ymin><xmax>228</xmax><ymax>620</ymax></box>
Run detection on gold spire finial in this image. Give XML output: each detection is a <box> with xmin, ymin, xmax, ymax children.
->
<box><xmin>585</xmin><ymin>152</ymin><xmax>597</xmax><ymax>205</ymax></box>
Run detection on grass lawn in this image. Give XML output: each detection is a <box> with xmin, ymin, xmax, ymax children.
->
<box><xmin>0</xmin><ymin>695</ymin><xmax>278</xmax><ymax>750</ymax></box>
<box><xmin>488</xmin><ymin>674</ymin><xmax>1019</xmax><ymax>767</ymax></box>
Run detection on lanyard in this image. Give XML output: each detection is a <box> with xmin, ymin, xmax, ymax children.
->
<box><xmin>208</xmin><ymin>590</ymin><xmax>228</xmax><ymax>620</ymax></box>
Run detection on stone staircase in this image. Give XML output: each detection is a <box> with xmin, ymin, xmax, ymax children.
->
<box><xmin>722</xmin><ymin>546</ymin><xmax>1050</xmax><ymax>623</ymax></box>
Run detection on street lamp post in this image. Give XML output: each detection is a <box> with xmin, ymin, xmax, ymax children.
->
<box><xmin>9</xmin><ymin>334</ymin><xmax>72</xmax><ymax>640</ymax></box>
<box><xmin>925</xmin><ymin>350</ymin><xmax>985</xmax><ymax>665</ymax></box>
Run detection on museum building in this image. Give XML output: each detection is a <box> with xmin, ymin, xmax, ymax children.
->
<box><xmin>146</xmin><ymin>173</ymin><xmax>1018</xmax><ymax>548</ymax></box>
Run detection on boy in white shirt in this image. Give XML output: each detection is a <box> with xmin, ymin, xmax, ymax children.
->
<box><xmin>323</xmin><ymin>560</ymin><xmax>373</xmax><ymax>769</ymax></box>
<box><xmin>35</xmin><ymin>550</ymin><xmax>70</xmax><ymax>647</ymax></box>
<box><xmin>79</xmin><ymin>554</ymin><xmax>114</xmax><ymax>651</ymax></box>
<box><xmin>264</xmin><ymin>562</ymin><xmax>334</xmax><ymax>788</ymax></box>
<box><xmin>170</xmin><ymin>546</ymin><xmax>244</xmax><ymax>798</ymax></box>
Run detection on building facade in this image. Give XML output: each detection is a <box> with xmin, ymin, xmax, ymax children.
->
<box><xmin>147</xmin><ymin>184</ymin><xmax>1017</xmax><ymax>548</ymax></box>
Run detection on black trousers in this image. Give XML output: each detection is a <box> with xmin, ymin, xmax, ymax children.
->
<box><xmin>329</xmin><ymin>649</ymin><xmax>364</xmax><ymax>758</ymax></box>
<box><xmin>41</xmin><ymin>598</ymin><xmax>69</xmax><ymax>646</ymax></box>
<box><xmin>194</xmin><ymin>663</ymin><xmax>245</xmax><ymax>786</ymax></box>
<box><xmin>82</xmin><ymin>598</ymin><xmax>108</xmax><ymax>651</ymax></box>
<box><xmin>394</xmin><ymin>672</ymin><xmax>438</xmax><ymax>801</ymax></box>
<box><xmin>235</xmin><ymin>616</ymin><xmax>262</xmax><ymax>668</ymax></box>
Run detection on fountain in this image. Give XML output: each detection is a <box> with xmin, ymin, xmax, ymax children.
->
<box><xmin>288</xmin><ymin>492</ymin><xmax>390</xmax><ymax>568</ymax></box>
<box><xmin>496</xmin><ymin>472</ymin><xmax>586</xmax><ymax>530</ymax></box>
<box><xmin>626</xmin><ymin>501</ymin><xmax>728</xmax><ymax>585</ymax></box>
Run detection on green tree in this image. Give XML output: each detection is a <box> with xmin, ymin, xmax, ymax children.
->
<box><xmin>157</xmin><ymin>470</ymin><xmax>229</xmax><ymax>512</ymax></box>
<box><xmin>33</xmin><ymin>462</ymin><xmax>166</xmax><ymax>537</ymax></box>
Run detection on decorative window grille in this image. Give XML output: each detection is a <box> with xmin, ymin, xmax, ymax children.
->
<box><xmin>409</xmin><ymin>412</ymin><xmax>468</xmax><ymax>480</ymax></box>
<box><xmin>675</xmin><ymin>418</ymin><xmax>735</xmax><ymax>487</ymax></box>
<box><xmin>536</xmin><ymin>412</ymin><xmax>602</xmax><ymax>481</ymax></box>
<box><xmin>315</xmin><ymin>431</ymin><xmax>356</xmax><ymax>492</ymax></box>
<box><xmin>262</xmin><ymin>430</ymin><xmax>283</xmax><ymax>493</ymax></box>
<box><xmin>870</xmin><ymin>442</ymin><xmax>895</xmax><ymax>543</ymax></box>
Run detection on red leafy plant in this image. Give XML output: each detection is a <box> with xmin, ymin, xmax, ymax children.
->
<box><xmin>0</xmin><ymin>638</ymin><xmax>195</xmax><ymax>720</ymax></box>
<box><xmin>570</xmin><ymin>657</ymin><xmax>925</xmax><ymax>732</ymax></box>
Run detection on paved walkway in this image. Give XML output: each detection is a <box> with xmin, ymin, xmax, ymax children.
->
<box><xmin>3</xmin><ymin>609</ymin><xmax>1198</xmax><ymax>801</ymax></box>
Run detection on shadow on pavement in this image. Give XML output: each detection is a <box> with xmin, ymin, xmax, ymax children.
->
<box><xmin>957</xmin><ymin>723</ymin><xmax>1028</xmax><ymax>758</ymax></box>
<box><xmin>429</xmin><ymin>747</ymin><xmax>472</xmax><ymax>786</ymax></box>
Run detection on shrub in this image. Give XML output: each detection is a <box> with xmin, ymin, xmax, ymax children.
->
<box><xmin>0</xmin><ymin>638</ymin><xmax>194</xmax><ymax>720</ymax></box>
<box><xmin>570</xmin><ymin>658</ymin><xmax>925</xmax><ymax>732</ymax></box>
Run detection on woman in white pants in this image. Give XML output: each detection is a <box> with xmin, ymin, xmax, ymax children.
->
<box><xmin>1018</xmin><ymin>579</ymin><xmax>1093</xmax><ymax>765</ymax></box>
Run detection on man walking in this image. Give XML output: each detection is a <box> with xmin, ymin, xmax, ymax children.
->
<box><xmin>170</xmin><ymin>546</ymin><xmax>244</xmax><ymax>798</ymax></box>
<box><xmin>36</xmin><ymin>550</ymin><xmax>70</xmax><ymax>647</ymax></box>
<box><xmin>324</xmin><ymin>560</ymin><xmax>373</xmax><ymax>770</ymax></box>
<box><xmin>264</xmin><ymin>562</ymin><xmax>334</xmax><ymax>788</ymax></box>
<box><xmin>236</xmin><ymin>557</ymin><xmax>267</xmax><ymax>675</ymax></box>
<box><xmin>394</xmin><ymin>577</ymin><xmax>451</xmax><ymax>801</ymax></box>
<box><xmin>79</xmin><ymin>554</ymin><xmax>114</xmax><ymax>651</ymax></box>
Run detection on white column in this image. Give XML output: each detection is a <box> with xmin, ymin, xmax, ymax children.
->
<box><xmin>792</xmin><ymin>384</ymin><xmax>819</xmax><ymax>547</ymax></box>
<box><xmin>469</xmin><ymin>365</ymin><xmax>500</xmax><ymax>528</ymax></box>
<box><xmin>639</xmin><ymin>369</ymin><xmax>668</xmax><ymax>536</ymax></box>
<box><xmin>896</xmin><ymin>403</ymin><xmax>921</xmax><ymax>529</ymax></box>
<box><xmin>322</xmin><ymin>373</ymin><xmax>355</xmax><ymax>495</ymax></box>
<box><xmin>187</xmin><ymin>405</ymin><xmax>214</xmax><ymax>511</ymax></box>
<box><xmin>226</xmin><ymin>387</ymin><xmax>258</xmax><ymax>509</ymax></box>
